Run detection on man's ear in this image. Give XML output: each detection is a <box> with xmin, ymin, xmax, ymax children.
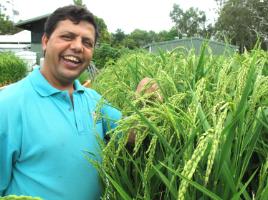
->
<box><xmin>41</xmin><ymin>34</ymin><xmax>49</xmax><ymax>51</ymax></box>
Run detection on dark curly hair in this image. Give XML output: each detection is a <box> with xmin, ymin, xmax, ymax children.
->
<box><xmin>44</xmin><ymin>5</ymin><xmax>99</xmax><ymax>43</ymax></box>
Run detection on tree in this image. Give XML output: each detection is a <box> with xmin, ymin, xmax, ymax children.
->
<box><xmin>0</xmin><ymin>14</ymin><xmax>20</xmax><ymax>35</ymax></box>
<box><xmin>247</xmin><ymin>0</ymin><xmax>268</xmax><ymax>45</ymax></box>
<box><xmin>214</xmin><ymin>0</ymin><xmax>228</xmax><ymax>11</ymax></box>
<box><xmin>94</xmin><ymin>16</ymin><xmax>111</xmax><ymax>44</ymax></box>
<box><xmin>122</xmin><ymin>37</ymin><xmax>136</xmax><ymax>49</ymax></box>
<box><xmin>93</xmin><ymin>43</ymin><xmax>120</xmax><ymax>68</ymax></box>
<box><xmin>215</xmin><ymin>0</ymin><xmax>268</xmax><ymax>51</ymax></box>
<box><xmin>170</xmin><ymin>4</ymin><xmax>210</xmax><ymax>38</ymax></box>
<box><xmin>156</xmin><ymin>28</ymin><xmax>178</xmax><ymax>42</ymax></box>
<box><xmin>73</xmin><ymin>0</ymin><xmax>84</xmax><ymax>6</ymax></box>
<box><xmin>122</xmin><ymin>29</ymin><xmax>151</xmax><ymax>49</ymax></box>
<box><xmin>111</xmin><ymin>29</ymin><xmax>126</xmax><ymax>47</ymax></box>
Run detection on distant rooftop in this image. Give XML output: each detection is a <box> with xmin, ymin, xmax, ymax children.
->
<box><xmin>15</xmin><ymin>14</ymin><xmax>49</xmax><ymax>31</ymax></box>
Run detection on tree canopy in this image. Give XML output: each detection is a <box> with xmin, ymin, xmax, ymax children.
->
<box><xmin>0</xmin><ymin>14</ymin><xmax>20</xmax><ymax>35</ymax></box>
<box><xmin>73</xmin><ymin>0</ymin><xmax>84</xmax><ymax>7</ymax></box>
<box><xmin>94</xmin><ymin>16</ymin><xmax>111</xmax><ymax>44</ymax></box>
<box><xmin>170</xmin><ymin>4</ymin><xmax>211</xmax><ymax>38</ymax></box>
<box><xmin>215</xmin><ymin>0</ymin><xmax>268</xmax><ymax>51</ymax></box>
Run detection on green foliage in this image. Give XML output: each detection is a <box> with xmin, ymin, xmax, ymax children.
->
<box><xmin>73</xmin><ymin>0</ymin><xmax>84</xmax><ymax>6</ymax></box>
<box><xmin>0</xmin><ymin>14</ymin><xmax>20</xmax><ymax>35</ymax></box>
<box><xmin>93</xmin><ymin>43</ymin><xmax>122</xmax><ymax>69</ymax></box>
<box><xmin>0</xmin><ymin>52</ymin><xmax>27</xmax><ymax>87</ymax></box>
<box><xmin>94</xmin><ymin>16</ymin><xmax>111</xmax><ymax>44</ymax></box>
<box><xmin>125</xmin><ymin>29</ymin><xmax>152</xmax><ymax>49</ymax></box>
<box><xmin>215</xmin><ymin>0</ymin><xmax>268</xmax><ymax>51</ymax></box>
<box><xmin>155</xmin><ymin>28</ymin><xmax>178</xmax><ymax>42</ymax></box>
<box><xmin>92</xmin><ymin>47</ymin><xmax>268</xmax><ymax>199</ymax></box>
<box><xmin>111</xmin><ymin>29</ymin><xmax>127</xmax><ymax>47</ymax></box>
<box><xmin>170</xmin><ymin>4</ymin><xmax>211</xmax><ymax>38</ymax></box>
<box><xmin>111</xmin><ymin>28</ymin><xmax>178</xmax><ymax>49</ymax></box>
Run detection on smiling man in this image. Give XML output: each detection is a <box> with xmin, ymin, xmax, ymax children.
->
<box><xmin>41</xmin><ymin>16</ymin><xmax>96</xmax><ymax>92</ymax></box>
<box><xmin>0</xmin><ymin>5</ymin><xmax>122</xmax><ymax>200</ymax></box>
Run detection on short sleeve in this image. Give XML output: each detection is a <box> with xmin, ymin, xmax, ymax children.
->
<box><xmin>84</xmin><ymin>88</ymin><xmax>122</xmax><ymax>135</ymax></box>
<box><xmin>100</xmin><ymin>102</ymin><xmax>122</xmax><ymax>134</ymax></box>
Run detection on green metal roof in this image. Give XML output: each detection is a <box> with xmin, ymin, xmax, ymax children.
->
<box><xmin>15</xmin><ymin>14</ymin><xmax>50</xmax><ymax>31</ymax></box>
<box><xmin>144</xmin><ymin>37</ymin><xmax>239</xmax><ymax>55</ymax></box>
<box><xmin>144</xmin><ymin>37</ymin><xmax>237</xmax><ymax>49</ymax></box>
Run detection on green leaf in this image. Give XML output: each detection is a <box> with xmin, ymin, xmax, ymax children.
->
<box><xmin>231</xmin><ymin>169</ymin><xmax>258</xmax><ymax>200</ymax></box>
<box><xmin>104</xmin><ymin>172</ymin><xmax>132</xmax><ymax>200</ymax></box>
<box><xmin>153</xmin><ymin>165</ymin><xmax>178</xmax><ymax>199</ymax></box>
<box><xmin>160</xmin><ymin>162</ymin><xmax>223</xmax><ymax>200</ymax></box>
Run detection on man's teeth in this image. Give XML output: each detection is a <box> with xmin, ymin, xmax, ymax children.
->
<box><xmin>63</xmin><ymin>56</ymin><xmax>80</xmax><ymax>63</ymax></box>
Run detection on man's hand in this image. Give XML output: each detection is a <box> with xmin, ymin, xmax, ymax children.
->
<box><xmin>135</xmin><ymin>77</ymin><xmax>163</xmax><ymax>102</ymax></box>
<box><xmin>127</xmin><ymin>77</ymin><xmax>162</xmax><ymax>145</ymax></box>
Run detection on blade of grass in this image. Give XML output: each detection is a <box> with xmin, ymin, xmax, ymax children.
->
<box><xmin>152</xmin><ymin>165</ymin><xmax>177</xmax><ymax>199</ymax></box>
<box><xmin>239</xmin><ymin>110</ymin><xmax>263</xmax><ymax>182</ymax></box>
<box><xmin>231</xmin><ymin>168</ymin><xmax>258</xmax><ymax>200</ymax></box>
<box><xmin>195</xmin><ymin>42</ymin><xmax>208</xmax><ymax>83</ymax></box>
<box><xmin>216</xmin><ymin>54</ymin><xmax>257</xmax><ymax>178</ymax></box>
<box><xmin>115</xmin><ymin>158</ymin><xmax>136</xmax><ymax>195</ymax></box>
<box><xmin>260</xmin><ymin>183</ymin><xmax>268</xmax><ymax>200</ymax></box>
<box><xmin>160</xmin><ymin>162</ymin><xmax>223</xmax><ymax>200</ymax></box>
<box><xmin>104</xmin><ymin>172</ymin><xmax>132</xmax><ymax>200</ymax></box>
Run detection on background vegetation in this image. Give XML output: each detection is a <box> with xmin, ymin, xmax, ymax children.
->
<box><xmin>0</xmin><ymin>52</ymin><xmax>27</xmax><ymax>87</ymax></box>
<box><xmin>74</xmin><ymin>0</ymin><xmax>268</xmax><ymax>69</ymax></box>
<box><xmin>1</xmin><ymin>0</ymin><xmax>267</xmax><ymax>70</ymax></box>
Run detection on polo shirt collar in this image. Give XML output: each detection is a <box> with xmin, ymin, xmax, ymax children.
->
<box><xmin>74</xmin><ymin>79</ymin><xmax>85</xmax><ymax>92</ymax></box>
<box><xmin>29</xmin><ymin>68</ymin><xmax>85</xmax><ymax>97</ymax></box>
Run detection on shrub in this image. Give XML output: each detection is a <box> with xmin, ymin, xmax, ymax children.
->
<box><xmin>93</xmin><ymin>43</ymin><xmax>137</xmax><ymax>70</ymax></box>
<box><xmin>93</xmin><ymin>43</ymin><xmax>121</xmax><ymax>69</ymax></box>
<box><xmin>0</xmin><ymin>52</ymin><xmax>27</xmax><ymax>87</ymax></box>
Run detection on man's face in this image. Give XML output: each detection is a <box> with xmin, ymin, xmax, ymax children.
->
<box><xmin>41</xmin><ymin>19</ymin><xmax>95</xmax><ymax>88</ymax></box>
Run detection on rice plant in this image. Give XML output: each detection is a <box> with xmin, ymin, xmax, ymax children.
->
<box><xmin>92</xmin><ymin>46</ymin><xmax>268</xmax><ymax>200</ymax></box>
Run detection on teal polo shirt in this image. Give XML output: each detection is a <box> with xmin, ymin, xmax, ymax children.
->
<box><xmin>0</xmin><ymin>68</ymin><xmax>122</xmax><ymax>200</ymax></box>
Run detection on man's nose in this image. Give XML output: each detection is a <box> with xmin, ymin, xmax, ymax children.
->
<box><xmin>70</xmin><ymin>38</ymin><xmax>83</xmax><ymax>53</ymax></box>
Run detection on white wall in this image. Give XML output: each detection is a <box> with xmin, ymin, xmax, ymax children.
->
<box><xmin>15</xmin><ymin>51</ymin><xmax>37</xmax><ymax>71</ymax></box>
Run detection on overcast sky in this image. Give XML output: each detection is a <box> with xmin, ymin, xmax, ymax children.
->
<box><xmin>12</xmin><ymin>0</ymin><xmax>218</xmax><ymax>33</ymax></box>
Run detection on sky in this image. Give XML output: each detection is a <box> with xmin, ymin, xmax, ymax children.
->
<box><xmin>11</xmin><ymin>0</ymin><xmax>218</xmax><ymax>33</ymax></box>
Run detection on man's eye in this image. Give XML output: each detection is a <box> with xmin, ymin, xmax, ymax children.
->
<box><xmin>61</xmin><ymin>35</ymin><xmax>72</xmax><ymax>40</ymax></box>
<box><xmin>84</xmin><ymin>41</ymin><xmax>93</xmax><ymax>48</ymax></box>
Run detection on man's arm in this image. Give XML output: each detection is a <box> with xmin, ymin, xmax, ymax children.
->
<box><xmin>100</xmin><ymin>103</ymin><xmax>122</xmax><ymax>134</ymax></box>
<box><xmin>97</xmin><ymin>77</ymin><xmax>161</xmax><ymax>145</ymax></box>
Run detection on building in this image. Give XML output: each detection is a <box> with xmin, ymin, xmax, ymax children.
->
<box><xmin>144</xmin><ymin>37</ymin><xmax>238</xmax><ymax>55</ymax></box>
<box><xmin>0</xmin><ymin>30</ymin><xmax>36</xmax><ymax>71</ymax></box>
<box><xmin>0</xmin><ymin>30</ymin><xmax>30</xmax><ymax>52</ymax></box>
<box><xmin>15</xmin><ymin>14</ymin><xmax>49</xmax><ymax>64</ymax></box>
